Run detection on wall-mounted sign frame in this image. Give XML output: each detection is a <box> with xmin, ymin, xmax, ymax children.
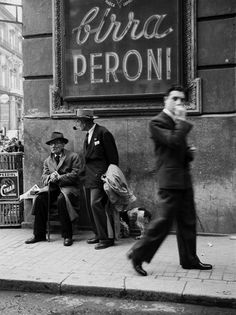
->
<box><xmin>50</xmin><ymin>0</ymin><xmax>201</xmax><ymax>117</ymax></box>
<box><xmin>0</xmin><ymin>170</ymin><xmax>20</xmax><ymax>201</ymax></box>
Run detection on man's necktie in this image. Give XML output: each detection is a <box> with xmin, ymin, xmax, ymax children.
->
<box><xmin>85</xmin><ymin>133</ymin><xmax>89</xmax><ymax>149</ymax></box>
<box><xmin>55</xmin><ymin>155</ymin><xmax>60</xmax><ymax>165</ymax></box>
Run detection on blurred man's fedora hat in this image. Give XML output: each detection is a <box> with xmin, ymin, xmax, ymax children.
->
<box><xmin>75</xmin><ymin>109</ymin><xmax>98</xmax><ymax>120</ymax></box>
<box><xmin>46</xmin><ymin>131</ymin><xmax>68</xmax><ymax>145</ymax></box>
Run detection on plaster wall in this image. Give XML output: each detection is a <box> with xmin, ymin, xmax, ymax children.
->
<box><xmin>23</xmin><ymin>114</ymin><xmax>236</xmax><ymax>234</ymax></box>
<box><xmin>22</xmin><ymin>0</ymin><xmax>236</xmax><ymax>234</ymax></box>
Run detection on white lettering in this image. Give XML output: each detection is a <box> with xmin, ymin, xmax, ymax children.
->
<box><xmin>0</xmin><ymin>172</ymin><xmax>17</xmax><ymax>177</ymax></box>
<box><xmin>123</xmin><ymin>50</ymin><xmax>142</xmax><ymax>81</ymax></box>
<box><xmin>73</xmin><ymin>7</ymin><xmax>99</xmax><ymax>45</ymax></box>
<box><xmin>147</xmin><ymin>48</ymin><xmax>162</xmax><ymax>80</ymax></box>
<box><xmin>90</xmin><ymin>53</ymin><xmax>103</xmax><ymax>84</ymax></box>
<box><xmin>73</xmin><ymin>55</ymin><xmax>87</xmax><ymax>84</ymax></box>
<box><xmin>105</xmin><ymin>52</ymin><xmax>119</xmax><ymax>82</ymax></box>
<box><xmin>72</xmin><ymin>7</ymin><xmax>173</xmax><ymax>45</ymax></box>
<box><xmin>73</xmin><ymin>48</ymin><xmax>172</xmax><ymax>84</ymax></box>
<box><xmin>166</xmin><ymin>47</ymin><xmax>171</xmax><ymax>79</ymax></box>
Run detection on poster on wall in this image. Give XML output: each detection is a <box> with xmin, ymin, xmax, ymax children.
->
<box><xmin>63</xmin><ymin>0</ymin><xmax>181</xmax><ymax>99</ymax></box>
<box><xmin>0</xmin><ymin>170</ymin><xmax>19</xmax><ymax>201</ymax></box>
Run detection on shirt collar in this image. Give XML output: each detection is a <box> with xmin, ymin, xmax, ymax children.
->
<box><xmin>163</xmin><ymin>108</ymin><xmax>175</xmax><ymax>121</ymax></box>
<box><xmin>88</xmin><ymin>123</ymin><xmax>96</xmax><ymax>135</ymax></box>
<box><xmin>52</xmin><ymin>150</ymin><xmax>64</xmax><ymax>158</ymax></box>
<box><xmin>87</xmin><ymin>123</ymin><xmax>96</xmax><ymax>143</ymax></box>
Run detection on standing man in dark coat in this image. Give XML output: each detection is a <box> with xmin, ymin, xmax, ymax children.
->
<box><xmin>74</xmin><ymin>109</ymin><xmax>119</xmax><ymax>249</ymax></box>
<box><xmin>25</xmin><ymin>132</ymin><xmax>83</xmax><ymax>246</ymax></box>
<box><xmin>127</xmin><ymin>85</ymin><xmax>212</xmax><ymax>276</ymax></box>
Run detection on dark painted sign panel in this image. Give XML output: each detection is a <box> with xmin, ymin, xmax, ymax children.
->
<box><xmin>63</xmin><ymin>0</ymin><xmax>181</xmax><ymax>98</ymax></box>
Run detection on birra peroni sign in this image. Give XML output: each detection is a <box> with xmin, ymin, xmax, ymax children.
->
<box><xmin>64</xmin><ymin>0</ymin><xmax>181</xmax><ymax>97</ymax></box>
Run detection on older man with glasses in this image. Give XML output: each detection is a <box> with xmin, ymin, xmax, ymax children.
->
<box><xmin>25</xmin><ymin>131</ymin><xmax>84</xmax><ymax>246</ymax></box>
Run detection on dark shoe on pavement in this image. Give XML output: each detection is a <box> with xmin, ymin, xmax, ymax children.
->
<box><xmin>64</xmin><ymin>238</ymin><xmax>73</xmax><ymax>246</ymax></box>
<box><xmin>87</xmin><ymin>238</ymin><xmax>99</xmax><ymax>244</ymax></box>
<box><xmin>25</xmin><ymin>236</ymin><xmax>46</xmax><ymax>244</ymax></box>
<box><xmin>95</xmin><ymin>239</ymin><xmax>114</xmax><ymax>250</ymax></box>
<box><xmin>182</xmin><ymin>262</ymin><xmax>212</xmax><ymax>270</ymax></box>
<box><xmin>127</xmin><ymin>250</ymin><xmax>147</xmax><ymax>276</ymax></box>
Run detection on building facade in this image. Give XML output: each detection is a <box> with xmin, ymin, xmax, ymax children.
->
<box><xmin>22</xmin><ymin>0</ymin><xmax>236</xmax><ymax>234</ymax></box>
<box><xmin>0</xmin><ymin>2</ymin><xmax>23</xmax><ymax>140</ymax></box>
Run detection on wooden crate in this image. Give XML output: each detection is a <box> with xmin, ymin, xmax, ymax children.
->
<box><xmin>0</xmin><ymin>201</ymin><xmax>24</xmax><ymax>227</ymax></box>
<box><xmin>0</xmin><ymin>152</ymin><xmax>23</xmax><ymax>170</ymax></box>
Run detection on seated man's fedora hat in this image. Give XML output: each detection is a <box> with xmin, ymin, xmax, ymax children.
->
<box><xmin>75</xmin><ymin>109</ymin><xmax>98</xmax><ymax>120</ymax></box>
<box><xmin>46</xmin><ymin>132</ymin><xmax>69</xmax><ymax>145</ymax></box>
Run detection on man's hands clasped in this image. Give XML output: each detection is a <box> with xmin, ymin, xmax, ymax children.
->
<box><xmin>49</xmin><ymin>171</ymin><xmax>60</xmax><ymax>183</ymax></box>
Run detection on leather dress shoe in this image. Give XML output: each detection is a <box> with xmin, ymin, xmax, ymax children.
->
<box><xmin>25</xmin><ymin>236</ymin><xmax>46</xmax><ymax>244</ymax></box>
<box><xmin>127</xmin><ymin>250</ymin><xmax>147</xmax><ymax>276</ymax></box>
<box><xmin>87</xmin><ymin>238</ymin><xmax>99</xmax><ymax>244</ymax></box>
<box><xmin>182</xmin><ymin>262</ymin><xmax>212</xmax><ymax>270</ymax></box>
<box><xmin>64</xmin><ymin>238</ymin><xmax>73</xmax><ymax>246</ymax></box>
<box><xmin>95</xmin><ymin>239</ymin><xmax>114</xmax><ymax>250</ymax></box>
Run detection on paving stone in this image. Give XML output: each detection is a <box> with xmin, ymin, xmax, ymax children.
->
<box><xmin>61</xmin><ymin>274</ymin><xmax>125</xmax><ymax>297</ymax></box>
<box><xmin>0</xmin><ymin>229</ymin><xmax>235</xmax><ymax>308</ymax></box>
<box><xmin>183</xmin><ymin>281</ymin><xmax>236</xmax><ymax>307</ymax></box>
<box><xmin>125</xmin><ymin>277</ymin><xmax>186</xmax><ymax>302</ymax></box>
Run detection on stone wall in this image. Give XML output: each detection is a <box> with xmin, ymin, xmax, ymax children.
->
<box><xmin>22</xmin><ymin>0</ymin><xmax>236</xmax><ymax>233</ymax></box>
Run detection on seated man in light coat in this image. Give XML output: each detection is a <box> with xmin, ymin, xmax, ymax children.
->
<box><xmin>25</xmin><ymin>132</ymin><xmax>84</xmax><ymax>246</ymax></box>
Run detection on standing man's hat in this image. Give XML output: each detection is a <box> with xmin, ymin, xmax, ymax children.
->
<box><xmin>46</xmin><ymin>132</ymin><xmax>69</xmax><ymax>145</ymax></box>
<box><xmin>75</xmin><ymin>109</ymin><xmax>98</xmax><ymax>120</ymax></box>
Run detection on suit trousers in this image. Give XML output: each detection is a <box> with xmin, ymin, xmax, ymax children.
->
<box><xmin>131</xmin><ymin>187</ymin><xmax>198</xmax><ymax>266</ymax></box>
<box><xmin>32</xmin><ymin>188</ymin><xmax>72</xmax><ymax>238</ymax></box>
<box><xmin>84</xmin><ymin>187</ymin><xmax>98</xmax><ymax>238</ymax></box>
<box><xmin>89</xmin><ymin>187</ymin><xmax>113</xmax><ymax>241</ymax></box>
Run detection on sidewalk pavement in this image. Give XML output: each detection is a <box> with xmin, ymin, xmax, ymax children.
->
<box><xmin>0</xmin><ymin>228</ymin><xmax>235</xmax><ymax>308</ymax></box>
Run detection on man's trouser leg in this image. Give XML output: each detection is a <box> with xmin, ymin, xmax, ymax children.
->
<box><xmin>57</xmin><ymin>193</ymin><xmax>73</xmax><ymax>238</ymax></box>
<box><xmin>131</xmin><ymin>189</ymin><xmax>179</xmax><ymax>263</ymax></box>
<box><xmin>90</xmin><ymin>188</ymin><xmax>109</xmax><ymax>241</ymax></box>
<box><xmin>85</xmin><ymin>187</ymin><xmax>98</xmax><ymax>238</ymax></box>
<box><xmin>176</xmin><ymin>187</ymin><xmax>198</xmax><ymax>266</ymax></box>
<box><xmin>33</xmin><ymin>192</ymin><xmax>49</xmax><ymax>238</ymax></box>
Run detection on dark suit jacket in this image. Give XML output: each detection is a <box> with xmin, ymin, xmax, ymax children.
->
<box><xmin>83</xmin><ymin>124</ymin><xmax>119</xmax><ymax>188</ymax></box>
<box><xmin>149</xmin><ymin>111</ymin><xmax>194</xmax><ymax>189</ymax></box>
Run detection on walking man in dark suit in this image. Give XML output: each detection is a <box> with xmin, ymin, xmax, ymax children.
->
<box><xmin>25</xmin><ymin>132</ymin><xmax>83</xmax><ymax>246</ymax></box>
<box><xmin>127</xmin><ymin>85</ymin><xmax>212</xmax><ymax>276</ymax></box>
<box><xmin>74</xmin><ymin>109</ymin><xmax>119</xmax><ymax>249</ymax></box>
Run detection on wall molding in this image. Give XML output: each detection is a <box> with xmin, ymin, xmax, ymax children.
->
<box><xmin>50</xmin><ymin>0</ymin><xmax>202</xmax><ymax>117</ymax></box>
